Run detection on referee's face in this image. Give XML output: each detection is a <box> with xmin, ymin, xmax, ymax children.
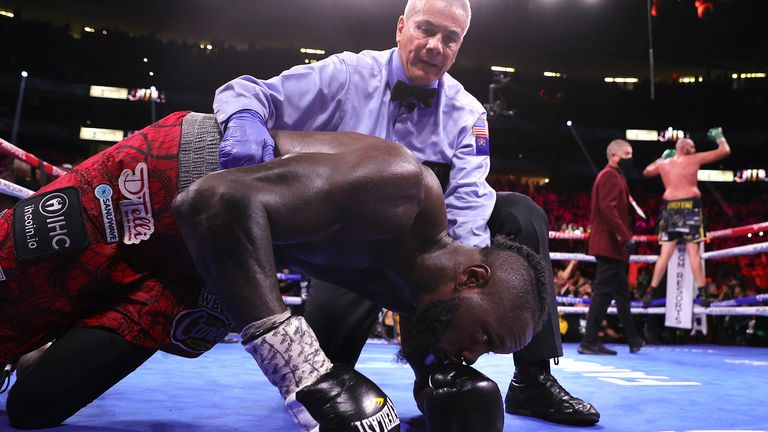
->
<box><xmin>396</xmin><ymin>1</ymin><xmax>469</xmax><ymax>86</ymax></box>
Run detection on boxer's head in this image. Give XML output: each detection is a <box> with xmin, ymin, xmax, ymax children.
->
<box><xmin>396</xmin><ymin>0</ymin><xmax>471</xmax><ymax>86</ymax></box>
<box><xmin>676</xmin><ymin>138</ymin><xmax>696</xmax><ymax>155</ymax></box>
<box><xmin>398</xmin><ymin>235</ymin><xmax>548</xmax><ymax>366</ymax></box>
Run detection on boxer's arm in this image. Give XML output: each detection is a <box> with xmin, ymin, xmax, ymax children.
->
<box><xmin>642</xmin><ymin>161</ymin><xmax>661</xmax><ymax>177</ymax></box>
<box><xmin>695</xmin><ymin>130</ymin><xmax>731</xmax><ymax>166</ymax></box>
<box><xmin>173</xmin><ymin>133</ymin><xmax>427</xmax><ymax>328</ymax></box>
<box><xmin>643</xmin><ymin>153</ymin><xmax>667</xmax><ymax>177</ymax></box>
<box><xmin>213</xmin><ymin>55</ymin><xmax>350</xmax><ymax>130</ymax></box>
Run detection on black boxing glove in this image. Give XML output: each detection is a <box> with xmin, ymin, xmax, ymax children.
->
<box><xmin>242</xmin><ymin>314</ymin><xmax>397</xmax><ymax>431</ymax></box>
<box><xmin>421</xmin><ymin>364</ymin><xmax>504</xmax><ymax>432</ymax></box>
<box><xmin>296</xmin><ymin>365</ymin><xmax>400</xmax><ymax>432</ymax></box>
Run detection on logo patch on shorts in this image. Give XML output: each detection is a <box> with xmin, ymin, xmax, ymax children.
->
<box><xmin>95</xmin><ymin>184</ymin><xmax>119</xmax><ymax>243</ymax></box>
<box><xmin>12</xmin><ymin>187</ymin><xmax>90</xmax><ymax>260</ymax></box>
<box><xmin>171</xmin><ymin>308</ymin><xmax>232</xmax><ymax>353</ymax></box>
<box><xmin>118</xmin><ymin>162</ymin><xmax>155</xmax><ymax>244</ymax></box>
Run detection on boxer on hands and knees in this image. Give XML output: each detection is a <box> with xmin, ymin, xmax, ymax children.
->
<box><xmin>642</xmin><ymin>129</ymin><xmax>731</xmax><ymax>304</ymax></box>
<box><xmin>0</xmin><ymin>113</ymin><xmax>547</xmax><ymax>431</ymax></box>
<box><xmin>176</xmin><ymin>128</ymin><xmax>549</xmax><ymax>432</ymax></box>
<box><xmin>214</xmin><ymin>0</ymin><xmax>598</xmax><ymax>425</ymax></box>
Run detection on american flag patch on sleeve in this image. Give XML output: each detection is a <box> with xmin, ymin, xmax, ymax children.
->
<box><xmin>472</xmin><ymin>116</ymin><xmax>490</xmax><ymax>156</ymax></box>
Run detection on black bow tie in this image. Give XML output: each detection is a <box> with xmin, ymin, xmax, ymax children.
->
<box><xmin>391</xmin><ymin>80</ymin><xmax>437</xmax><ymax>108</ymax></box>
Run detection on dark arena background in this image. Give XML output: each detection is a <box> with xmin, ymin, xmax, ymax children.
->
<box><xmin>1</xmin><ymin>0</ymin><xmax>767</xmax><ymax>431</ymax></box>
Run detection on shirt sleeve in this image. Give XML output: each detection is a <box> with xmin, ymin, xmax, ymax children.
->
<box><xmin>444</xmin><ymin>117</ymin><xmax>495</xmax><ymax>248</ymax></box>
<box><xmin>213</xmin><ymin>54</ymin><xmax>350</xmax><ymax>130</ymax></box>
<box><xmin>596</xmin><ymin>172</ymin><xmax>632</xmax><ymax>243</ymax></box>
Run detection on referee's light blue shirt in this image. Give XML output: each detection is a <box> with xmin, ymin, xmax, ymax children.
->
<box><xmin>214</xmin><ymin>48</ymin><xmax>494</xmax><ymax>247</ymax></box>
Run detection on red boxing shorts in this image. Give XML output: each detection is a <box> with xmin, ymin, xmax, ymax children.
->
<box><xmin>0</xmin><ymin>112</ymin><xmax>228</xmax><ymax>362</ymax></box>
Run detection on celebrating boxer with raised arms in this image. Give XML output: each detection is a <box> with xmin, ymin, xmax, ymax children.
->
<box><xmin>642</xmin><ymin>129</ymin><xmax>731</xmax><ymax>303</ymax></box>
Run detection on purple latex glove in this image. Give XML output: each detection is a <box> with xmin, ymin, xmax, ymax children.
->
<box><xmin>219</xmin><ymin>109</ymin><xmax>275</xmax><ymax>169</ymax></box>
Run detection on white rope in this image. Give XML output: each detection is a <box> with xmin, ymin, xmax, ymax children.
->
<box><xmin>558</xmin><ymin>306</ymin><xmax>667</xmax><ymax>315</ymax></box>
<box><xmin>558</xmin><ymin>306</ymin><xmax>768</xmax><ymax>316</ymax></box>
<box><xmin>551</xmin><ymin>242</ymin><xmax>768</xmax><ymax>263</ymax></box>
<box><xmin>282</xmin><ymin>296</ymin><xmax>303</xmax><ymax>306</ymax></box>
<box><xmin>701</xmin><ymin>241</ymin><xmax>768</xmax><ymax>260</ymax></box>
<box><xmin>550</xmin><ymin>252</ymin><xmax>659</xmax><ymax>263</ymax></box>
<box><xmin>0</xmin><ymin>178</ymin><xmax>34</xmax><ymax>199</ymax></box>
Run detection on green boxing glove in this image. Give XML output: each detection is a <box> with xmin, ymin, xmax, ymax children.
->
<box><xmin>707</xmin><ymin>127</ymin><xmax>724</xmax><ymax>141</ymax></box>
<box><xmin>661</xmin><ymin>148</ymin><xmax>676</xmax><ymax>159</ymax></box>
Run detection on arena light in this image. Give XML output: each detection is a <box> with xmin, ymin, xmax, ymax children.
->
<box><xmin>604</xmin><ymin>77</ymin><xmax>639</xmax><ymax>83</ymax></box>
<box><xmin>0</xmin><ymin>9</ymin><xmax>14</xmax><ymax>18</ymax></box>
<box><xmin>625</xmin><ymin>129</ymin><xmax>659</xmax><ymax>141</ymax></box>
<box><xmin>677</xmin><ymin>76</ymin><xmax>703</xmax><ymax>84</ymax></box>
<box><xmin>89</xmin><ymin>85</ymin><xmax>129</xmax><ymax>100</ymax></box>
<box><xmin>491</xmin><ymin>66</ymin><xmax>516</xmax><ymax>73</ymax></box>
<box><xmin>128</xmin><ymin>87</ymin><xmax>166</xmax><ymax>103</ymax></box>
<box><xmin>543</xmin><ymin>71</ymin><xmax>562</xmax><ymax>78</ymax></box>
<box><xmin>21</xmin><ymin>71</ymin><xmax>28</xmax><ymax>78</ymax></box>
<box><xmin>697</xmin><ymin>169</ymin><xmax>734</xmax><ymax>183</ymax></box>
<box><xmin>83</xmin><ymin>26</ymin><xmax>96</xmax><ymax>33</ymax></box>
<box><xmin>300</xmin><ymin>48</ymin><xmax>326</xmax><ymax>55</ymax></box>
<box><xmin>735</xmin><ymin>169</ymin><xmax>767</xmax><ymax>183</ymax></box>
<box><xmin>658</xmin><ymin>127</ymin><xmax>685</xmax><ymax>142</ymax></box>
<box><xmin>304</xmin><ymin>59</ymin><xmax>318</xmax><ymax>64</ymax></box>
<box><xmin>737</xmin><ymin>72</ymin><xmax>766</xmax><ymax>79</ymax></box>
<box><xmin>102</xmin><ymin>30</ymin><xmax>108</xmax><ymax>35</ymax></box>
<box><xmin>80</xmin><ymin>127</ymin><xmax>125</xmax><ymax>142</ymax></box>
<box><xmin>566</xmin><ymin>120</ymin><xmax>572</xmax><ymax>127</ymax></box>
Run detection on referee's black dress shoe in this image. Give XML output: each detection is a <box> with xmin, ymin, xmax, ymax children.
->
<box><xmin>505</xmin><ymin>363</ymin><xmax>600</xmax><ymax>425</ymax></box>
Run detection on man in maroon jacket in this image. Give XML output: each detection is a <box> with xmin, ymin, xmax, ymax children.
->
<box><xmin>578</xmin><ymin>139</ymin><xmax>644</xmax><ymax>355</ymax></box>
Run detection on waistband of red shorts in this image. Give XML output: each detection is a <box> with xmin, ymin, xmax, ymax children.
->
<box><xmin>178</xmin><ymin>113</ymin><xmax>222</xmax><ymax>193</ymax></box>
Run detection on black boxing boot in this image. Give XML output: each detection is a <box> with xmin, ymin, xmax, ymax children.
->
<box><xmin>505</xmin><ymin>360</ymin><xmax>600</xmax><ymax>426</ymax></box>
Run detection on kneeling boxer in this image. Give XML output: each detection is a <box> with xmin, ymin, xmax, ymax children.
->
<box><xmin>1</xmin><ymin>112</ymin><xmax>548</xmax><ymax>431</ymax></box>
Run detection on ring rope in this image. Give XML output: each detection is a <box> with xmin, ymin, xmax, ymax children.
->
<box><xmin>0</xmin><ymin>137</ymin><xmax>68</xmax><ymax>178</ymax></box>
<box><xmin>550</xmin><ymin>241</ymin><xmax>768</xmax><ymax>263</ymax></box>
<box><xmin>0</xmin><ymin>178</ymin><xmax>34</xmax><ymax>199</ymax></box>
<box><xmin>557</xmin><ymin>305</ymin><xmax>768</xmax><ymax>316</ymax></box>
<box><xmin>549</xmin><ymin>221</ymin><xmax>768</xmax><ymax>242</ymax></box>
<box><xmin>557</xmin><ymin>294</ymin><xmax>767</xmax><ymax>308</ymax></box>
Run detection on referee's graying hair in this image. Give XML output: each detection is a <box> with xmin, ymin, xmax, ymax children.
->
<box><xmin>404</xmin><ymin>0</ymin><xmax>472</xmax><ymax>32</ymax></box>
<box><xmin>606</xmin><ymin>139</ymin><xmax>631</xmax><ymax>159</ymax></box>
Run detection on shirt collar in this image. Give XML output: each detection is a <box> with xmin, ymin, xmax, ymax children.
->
<box><xmin>388</xmin><ymin>48</ymin><xmax>440</xmax><ymax>92</ymax></box>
